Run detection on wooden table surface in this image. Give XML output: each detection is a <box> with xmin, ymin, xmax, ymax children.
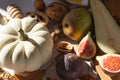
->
<box><xmin>102</xmin><ymin>0</ymin><xmax>120</xmax><ymax>16</ymax></box>
<box><xmin>0</xmin><ymin>0</ymin><xmax>120</xmax><ymax>80</ymax></box>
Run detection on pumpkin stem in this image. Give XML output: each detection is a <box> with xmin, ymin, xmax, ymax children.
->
<box><xmin>18</xmin><ymin>28</ymin><xmax>28</xmax><ymax>41</ymax></box>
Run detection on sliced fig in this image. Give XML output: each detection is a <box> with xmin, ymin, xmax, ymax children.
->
<box><xmin>74</xmin><ymin>32</ymin><xmax>96</xmax><ymax>59</ymax></box>
<box><xmin>96</xmin><ymin>54</ymin><xmax>120</xmax><ymax>77</ymax></box>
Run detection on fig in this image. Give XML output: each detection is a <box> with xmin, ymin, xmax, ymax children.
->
<box><xmin>62</xmin><ymin>8</ymin><xmax>92</xmax><ymax>41</ymax></box>
<box><xmin>74</xmin><ymin>32</ymin><xmax>96</xmax><ymax>59</ymax></box>
<box><xmin>56</xmin><ymin>53</ymin><xmax>83</xmax><ymax>80</ymax></box>
<box><xmin>56</xmin><ymin>53</ymin><xmax>98</xmax><ymax>80</ymax></box>
<box><xmin>96</xmin><ymin>54</ymin><xmax>120</xmax><ymax>77</ymax></box>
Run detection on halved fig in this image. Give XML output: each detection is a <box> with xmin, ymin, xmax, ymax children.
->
<box><xmin>74</xmin><ymin>32</ymin><xmax>96</xmax><ymax>59</ymax></box>
<box><xmin>96</xmin><ymin>54</ymin><xmax>120</xmax><ymax>77</ymax></box>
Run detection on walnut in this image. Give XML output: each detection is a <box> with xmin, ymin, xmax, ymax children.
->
<box><xmin>0</xmin><ymin>70</ymin><xmax>17</xmax><ymax>80</ymax></box>
<box><xmin>34</xmin><ymin>0</ymin><xmax>46</xmax><ymax>11</ymax></box>
<box><xmin>26</xmin><ymin>11</ymin><xmax>49</xmax><ymax>25</ymax></box>
<box><xmin>45</xmin><ymin>2</ymin><xmax>70</xmax><ymax>22</ymax></box>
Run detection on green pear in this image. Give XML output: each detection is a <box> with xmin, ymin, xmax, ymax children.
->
<box><xmin>62</xmin><ymin>8</ymin><xmax>92</xmax><ymax>41</ymax></box>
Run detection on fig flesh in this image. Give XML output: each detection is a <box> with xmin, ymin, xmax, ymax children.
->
<box><xmin>75</xmin><ymin>32</ymin><xmax>96</xmax><ymax>59</ymax></box>
<box><xmin>96</xmin><ymin>54</ymin><xmax>120</xmax><ymax>77</ymax></box>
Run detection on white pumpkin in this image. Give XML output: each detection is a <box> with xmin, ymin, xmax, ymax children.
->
<box><xmin>0</xmin><ymin>16</ymin><xmax>53</xmax><ymax>73</ymax></box>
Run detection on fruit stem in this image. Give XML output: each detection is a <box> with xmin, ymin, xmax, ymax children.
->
<box><xmin>68</xmin><ymin>56</ymin><xmax>74</xmax><ymax>61</ymax></box>
<box><xmin>18</xmin><ymin>28</ymin><xmax>28</xmax><ymax>41</ymax></box>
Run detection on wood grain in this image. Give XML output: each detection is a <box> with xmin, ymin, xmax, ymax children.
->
<box><xmin>102</xmin><ymin>0</ymin><xmax>120</xmax><ymax>16</ymax></box>
<box><xmin>96</xmin><ymin>65</ymin><xmax>120</xmax><ymax>80</ymax></box>
<box><xmin>14</xmin><ymin>70</ymin><xmax>45</xmax><ymax>80</ymax></box>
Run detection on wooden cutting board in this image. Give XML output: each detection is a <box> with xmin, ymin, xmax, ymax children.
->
<box><xmin>96</xmin><ymin>65</ymin><xmax>120</xmax><ymax>80</ymax></box>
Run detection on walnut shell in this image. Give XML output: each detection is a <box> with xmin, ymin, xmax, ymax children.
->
<box><xmin>27</xmin><ymin>11</ymin><xmax>49</xmax><ymax>25</ymax></box>
<box><xmin>56</xmin><ymin>41</ymin><xmax>73</xmax><ymax>54</ymax></box>
<box><xmin>34</xmin><ymin>0</ymin><xmax>46</xmax><ymax>11</ymax></box>
<box><xmin>45</xmin><ymin>2</ymin><xmax>69</xmax><ymax>22</ymax></box>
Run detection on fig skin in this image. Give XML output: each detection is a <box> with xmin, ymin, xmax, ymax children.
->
<box><xmin>56</xmin><ymin>53</ymin><xmax>84</xmax><ymax>80</ymax></box>
<box><xmin>56</xmin><ymin>53</ymin><xmax>98</xmax><ymax>80</ymax></box>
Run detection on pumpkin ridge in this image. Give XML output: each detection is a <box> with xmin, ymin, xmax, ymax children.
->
<box><xmin>8</xmin><ymin>18</ymin><xmax>22</xmax><ymax>32</ymax></box>
<box><xmin>27</xmin><ymin>38</ymin><xmax>41</xmax><ymax>48</ymax></box>
<box><xmin>0</xmin><ymin>25</ymin><xmax>17</xmax><ymax>36</ymax></box>
<box><xmin>12</xmin><ymin>42</ymin><xmax>24</xmax><ymax>62</ymax></box>
<box><xmin>21</xmin><ymin>17</ymin><xmax>38</xmax><ymax>32</ymax></box>
<box><xmin>0</xmin><ymin>41</ymin><xmax>18</xmax><ymax>67</ymax></box>
<box><xmin>12</xmin><ymin>42</ymin><xmax>26</xmax><ymax>72</ymax></box>
<box><xmin>22</xmin><ymin>22</ymin><xmax>36</xmax><ymax>33</ymax></box>
<box><xmin>23</xmin><ymin>42</ymin><xmax>43</xmax><ymax>72</ymax></box>
<box><xmin>0</xmin><ymin>35</ymin><xmax>17</xmax><ymax>51</ymax></box>
<box><xmin>30</xmin><ymin>23</ymin><xmax>46</xmax><ymax>32</ymax></box>
<box><xmin>28</xmin><ymin>33</ymin><xmax>47</xmax><ymax>46</ymax></box>
<box><xmin>29</xmin><ymin>30</ymin><xmax>48</xmax><ymax>37</ymax></box>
